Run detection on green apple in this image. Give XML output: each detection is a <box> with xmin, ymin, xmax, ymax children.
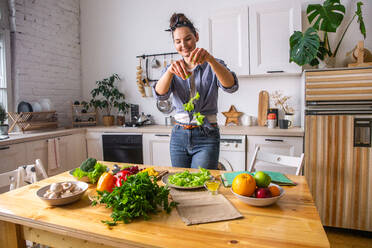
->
<box><xmin>254</xmin><ymin>171</ymin><xmax>271</xmax><ymax>188</ymax></box>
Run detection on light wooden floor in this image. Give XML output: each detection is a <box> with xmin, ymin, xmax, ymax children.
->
<box><xmin>325</xmin><ymin>227</ymin><xmax>372</xmax><ymax>248</ymax></box>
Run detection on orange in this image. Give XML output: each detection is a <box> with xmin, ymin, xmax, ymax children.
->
<box><xmin>269</xmin><ymin>185</ymin><xmax>280</xmax><ymax>197</ymax></box>
<box><xmin>232</xmin><ymin>173</ymin><xmax>256</xmax><ymax>196</ymax></box>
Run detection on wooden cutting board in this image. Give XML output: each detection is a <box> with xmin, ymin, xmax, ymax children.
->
<box><xmin>257</xmin><ymin>90</ymin><xmax>269</xmax><ymax>126</ymax></box>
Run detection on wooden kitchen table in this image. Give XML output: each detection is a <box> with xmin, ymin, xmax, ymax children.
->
<box><xmin>0</xmin><ymin>162</ymin><xmax>329</xmax><ymax>248</ymax></box>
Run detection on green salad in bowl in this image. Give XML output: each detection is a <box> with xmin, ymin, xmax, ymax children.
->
<box><xmin>165</xmin><ymin>168</ymin><xmax>211</xmax><ymax>189</ymax></box>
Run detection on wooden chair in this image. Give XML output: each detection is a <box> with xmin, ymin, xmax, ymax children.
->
<box><xmin>0</xmin><ymin>169</ymin><xmax>18</xmax><ymax>192</ymax></box>
<box><xmin>0</xmin><ymin>159</ymin><xmax>48</xmax><ymax>192</ymax></box>
<box><xmin>248</xmin><ymin>146</ymin><xmax>305</xmax><ymax>176</ymax></box>
<box><xmin>0</xmin><ymin>159</ymin><xmax>48</xmax><ymax>248</ymax></box>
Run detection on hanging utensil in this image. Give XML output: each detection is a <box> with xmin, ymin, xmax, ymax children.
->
<box><xmin>163</xmin><ymin>55</ymin><xmax>167</xmax><ymax>68</ymax></box>
<box><xmin>136</xmin><ymin>58</ymin><xmax>146</xmax><ymax>97</ymax></box>
<box><xmin>151</xmin><ymin>56</ymin><xmax>161</xmax><ymax>69</ymax></box>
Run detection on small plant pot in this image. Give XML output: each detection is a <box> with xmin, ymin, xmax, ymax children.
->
<box><xmin>117</xmin><ymin>115</ymin><xmax>125</xmax><ymax>126</ymax></box>
<box><xmin>0</xmin><ymin>124</ymin><xmax>9</xmax><ymax>135</ymax></box>
<box><xmin>102</xmin><ymin>115</ymin><xmax>114</xmax><ymax>126</ymax></box>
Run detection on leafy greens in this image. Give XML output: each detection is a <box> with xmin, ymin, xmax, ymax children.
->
<box><xmin>92</xmin><ymin>172</ymin><xmax>177</xmax><ymax>225</ymax></box>
<box><xmin>73</xmin><ymin>162</ymin><xmax>107</xmax><ymax>184</ymax></box>
<box><xmin>168</xmin><ymin>168</ymin><xmax>211</xmax><ymax>187</ymax></box>
<box><xmin>182</xmin><ymin>92</ymin><xmax>205</xmax><ymax>126</ymax></box>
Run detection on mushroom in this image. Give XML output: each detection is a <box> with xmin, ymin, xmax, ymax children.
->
<box><xmin>48</xmin><ymin>192</ymin><xmax>59</xmax><ymax>199</ymax></box>
<box><xmin>50</xmin><ymin>183</ymin><xmax>63</xmax><ymax>193</ymax></box>
<box><xmin>61</xmin><ymin>182</ymin><xmax>72</xmax><ymax>191</ymax></box>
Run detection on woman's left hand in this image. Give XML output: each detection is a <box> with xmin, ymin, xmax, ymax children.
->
<box><xmin>190</xmin><ymin>48</ymin><xmax>212</xmax><ymax>65</ymax></box>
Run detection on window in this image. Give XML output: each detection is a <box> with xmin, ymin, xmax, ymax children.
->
<box><xmin>0</xmin><ymin>30</ymin><xmax>10</xmax><ymax>113</ymax></box>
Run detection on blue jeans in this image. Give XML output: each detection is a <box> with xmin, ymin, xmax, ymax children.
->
<box><xmin>170</xmin><ymin>125</ymin><xmax>220</xmax><ymax>169</ymax></box>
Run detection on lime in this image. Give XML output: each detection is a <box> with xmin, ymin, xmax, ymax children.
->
<box><xmin>254</xmin><ymin>171</ymin><xmax>271</xmax><ymax>188</ymax></box>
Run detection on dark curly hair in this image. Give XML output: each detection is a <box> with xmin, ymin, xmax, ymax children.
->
<box><xmin>167</xmin><ymin>13</ymin><xmax>197</xmax><ymax>36</ymax></box>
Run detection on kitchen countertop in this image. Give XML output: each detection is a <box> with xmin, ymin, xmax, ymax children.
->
<box><xmin>0</xmin><ymin>128</ymin><xmax>86</xmax><ymax>146</ymax></box>
<box><xmin>0</xmin><ymin>162</ymin><xmax>329</xmax><ymax>248</ymax></box>
<box><xmin>87</xmin><ymin>125</ymin><xmax>304</xmax><ymax>136</ymax></box>
<box><xmin>0</xmin><ymin>125</ymin><xmax>303</xmax><ymax>146</ymax></box>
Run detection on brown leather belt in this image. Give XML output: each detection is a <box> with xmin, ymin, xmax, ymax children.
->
<box><xmin>176</xmin><ymin>123</ymin><xmax>217</xmax><ymax>130</ymax></box>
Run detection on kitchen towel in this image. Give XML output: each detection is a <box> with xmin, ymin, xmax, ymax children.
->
<box><xmin>47</xmin><ymin>138</ymin><xmax>60</xmax><ymax>174</ymax></box>
<box><xmin>170</xmin><ymin>189</ymin><xmax>243</xmax><ymax>225</ymax></box>
<box><xmin>221</xmin><ymin>171</ymin><xmax>296</xmax><ymax>187</ymax></box>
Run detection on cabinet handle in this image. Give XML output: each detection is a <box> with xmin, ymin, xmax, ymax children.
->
<box><xmin>0</xmin><ymin>146</ymin><xmax>10</xmax><ymax>150</ymax></box>
<box><xmin>267</xmin><ymin>70</ymin><xmax>284</xmax><ymax>73</ymax></box>
<box><xmin>155</xmin><ymin>134</ymin><xmax>170</xmax><ymax>137</ymax></box>
<box><xmin>265</xmin><ymin>138</ymin><xmax>284</xmax><ymax>142</ymax></box>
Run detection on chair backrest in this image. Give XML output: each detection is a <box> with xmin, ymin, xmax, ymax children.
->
<box><xmin>17</xmin><ymin>159</ymin><xmax>48</xmax><ymax>188</ymax></box>
<box><xmin>248</xmin><ymin>146</ymin><xmax>304</xmax><ymax>176</ymax></box>
<box><xmin>0</xmin><ymin>169</ymin><xmax>18</xmax><ymax>192</ymax></box>
<box><xmin>0</xmin><ymin>159</ymin><xmax>48</xmax><ymax>193</ymax></box>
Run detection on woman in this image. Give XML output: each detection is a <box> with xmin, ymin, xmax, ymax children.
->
<box><xmin>153</xmin><ymin>13</ymin><xmax>238</xmax><ymax>169</ymax></box>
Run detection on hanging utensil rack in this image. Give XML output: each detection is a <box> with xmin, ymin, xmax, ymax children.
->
<box><xmin>136</xmin><ymin>52</ymin><xmax>178</xmax><ymax>82</ymax></box>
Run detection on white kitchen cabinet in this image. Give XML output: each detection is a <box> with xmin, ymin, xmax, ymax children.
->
<box><xmin>58</xmin><ymin>134</ymin><xmax>87</xmax><ymax>172</ymax></box>
<box><xmin>208</xmin><ymin>6</ymin><xmax>249</xmax><ymax>75</ymax></box>
<box><xmin>208</xmin><ymin>0</ymin><xmax>301</xmax><ymax>76</ymax></box>
<box><xmin>0</xmin><ymin>143</ymin><xmax>27</xmax><ymax>174</ymax></box>
<box><xmin>25</xmin><ymin>133</ymin><xmax>87</xmax><ymax>176</ymax></box>
<box><xmin>247</xmin><ymin>135</ymin><xmax>303</xmax><ymax>172</ymax></box>
<box><xmin>143</xmin><ymin>133</ymin><xmax>172</xmax><ymax>167</ymax></box>
<box><xmin>86</xmin><ymin>131</ymin><xmax>103</xmax><ymax>161</ymax></box>
<box><xmin>249</xmin><ymin>0</ymin><xmax>301</xmax><ymax>74</ymax></box>
<box><xmin>25</xmin><ymin>139</ymin><xmax>48</xmax><ymax>171</ymax></box>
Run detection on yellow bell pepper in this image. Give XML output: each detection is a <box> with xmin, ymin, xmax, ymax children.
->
<box><xmin>141</xmin><ymin>167</ymin><xmax>159</xmax><ymax>177</ymax></box>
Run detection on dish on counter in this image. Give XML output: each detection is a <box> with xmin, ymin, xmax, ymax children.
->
<box><xmin>31</xmin><ymin>102</ymin><xmax>42</xmax><ymax>112</ymax></box>
<box><xmin>231</xmin><ymin>183</ymin><xmax>284</xmax><ymax>207</ymax></box>
<box><xmin>69</xmin><ymin>168</ymin><xmax>91</xmax><ymax>183</ymax></box>
<box><xmin>36</xmin><ymin>181</ymin><xmax>88</xmax><ymax>206</ymax></box>
<box><xmin>39</xmin><ymin>98</ymin><xmax>52</xmax><ymax>111</ymax></box>
<box><xmin>162</xmin><ymin>171</ymin><xmax>213</xmax><ymax>190</ymax></box>
<box><xmin>17</xmin><ymin>101</ymin><xmax>33</xmax><ymax>113</ymax></box>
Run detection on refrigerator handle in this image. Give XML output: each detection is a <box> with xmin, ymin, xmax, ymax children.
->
<box><xmin>354</xmin><ymin>118</ymin><xmax>372</xmax><ymax>148</ymax></box>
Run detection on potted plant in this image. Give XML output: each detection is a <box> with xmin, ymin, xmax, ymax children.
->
<box><xmin>86</xmin><ymin>73</ymin><xmax>129</xmax><ymax>126</ymax></box>
<box><xmin>289</xmin><ymin>0</ymin><xmax>366</xmax><ymax>67</ymax></box>
<box><xmin>0</xmin><ymin>104</ymin><xmax>9</xmax><ymax>135</ymax></box>
<box><xmin>270</xmin><ymin>91</ymin><xmax>294</xmax><ymax>127</ymax></box>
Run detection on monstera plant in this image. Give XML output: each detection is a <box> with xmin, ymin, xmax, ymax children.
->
<box><xmin>290</xmin><ymin>0</ymin><xmax>366</xmax><ymax>67</ymax></box>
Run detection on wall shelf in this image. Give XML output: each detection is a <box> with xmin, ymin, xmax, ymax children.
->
<box><xmin>71</xmin><ymin>104</ymin><xmax>97</xmax><ymax>127</ymax></box>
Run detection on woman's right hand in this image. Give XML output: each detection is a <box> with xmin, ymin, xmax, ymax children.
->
<box><xmin>167</xmin><ymin>59</ymin><xmax>191</xmax><ymax>80</ymax></box>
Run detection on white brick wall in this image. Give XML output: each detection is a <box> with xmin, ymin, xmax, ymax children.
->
<box><xmin>13</xmin><ymin>0</ymin><xmax>81</xmax><ymax>127</ymax></box>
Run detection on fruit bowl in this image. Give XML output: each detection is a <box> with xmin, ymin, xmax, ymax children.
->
<box><xmin>231</xmin><ymin>183</ymin><xmax>285</xmax><ymax>207</ymax></box>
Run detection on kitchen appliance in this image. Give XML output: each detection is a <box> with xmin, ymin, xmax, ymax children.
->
<box><xmin>156</xmin><ymin>99</ymin><xmax>174</xmax><ymax>114</ymax></box>
<box><xmin>130</xmin><ymin>104</ymin><xmax>139</xmax><ymax>122</ymax></box>
<box><xmin>102</xmin><ymin>133</ymin><xmax>143</xmax><ymax>164</ymax></box>
<box><xmin>304</xmin><ymin>68</ymin><xmax>372</xmax><ymax>232</ymax></box>
<box><xmin>217</xmin><ymin>135</ymin><xmax>246</xmax><ymax>171</ymax></box>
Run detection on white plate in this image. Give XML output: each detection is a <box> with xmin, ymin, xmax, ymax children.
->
<box><xmin>231</xmin><ymin>183</ymin><xmax>284</xmax><ymax>207</ymax></box>
<box><xmin>39</xmin><ymin>98</ymin><xmax>52</xmax><ymax>111</ymax></box>
<box><xmin>31</xmin><ymin>102</ymin><xmax>42</xmax><ymax>112</ymax></box>
<box><xmin>36</xmin><ymin>181</ymin><xmax>88</xmax><ymax>206</ymax></box>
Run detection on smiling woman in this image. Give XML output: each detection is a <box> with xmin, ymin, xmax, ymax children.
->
<box><xmin>153</xmin><ymin>13</ymin><xmax>239</xmax><ymax>170</ymax></box>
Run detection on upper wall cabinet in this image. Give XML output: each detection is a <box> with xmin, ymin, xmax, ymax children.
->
<box><xmin>208</xmin><ymin>0</ymin><xmax>301</xmax><ymax>76</ymax></box>
<box><xmin>249</xmin><ymin>0</ymin><xmax>301</xmax><ymax>75</ymax></box>
<box><xmin>208</xmin><ymin>7</ymin><xmax>250</xmax><ymax>76</ymax></box>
